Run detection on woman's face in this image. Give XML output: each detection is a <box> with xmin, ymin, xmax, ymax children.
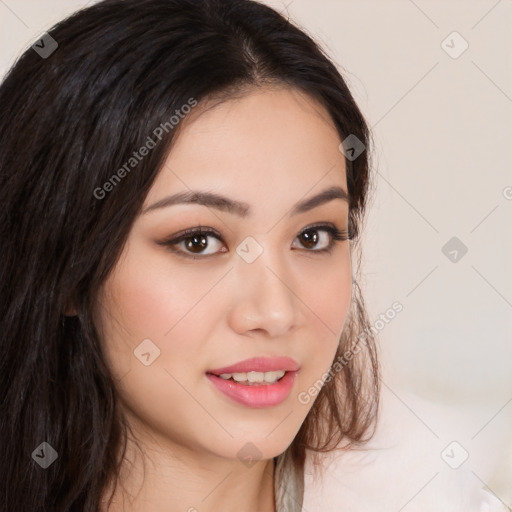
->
<box><xmin>96</xmin><ymin>86</ymin><xmax>353</xmax><ymax>462</ymax></box>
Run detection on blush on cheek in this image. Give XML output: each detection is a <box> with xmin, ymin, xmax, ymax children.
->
<box><xmin>104</xmin><ymin>251</ymin><xmax>190</xmax><ymax>342</ymax></box>
<box><xmin>97</xmin><ymin>245</ymin><xmax>228</xmax><ymax>381</ymax></box>
<box><xmin>296</xmin><ymin>274</ymin><xmax>352</xmax><ymax>392</ymax></box>
<box><xmin>306</xmin><ymin>270</ymin><xmax>352</xmax><ymax>336</ymax></box>
<box><xmin>93</xmin><ymin>258</ymin><xmax>174</xmax><ymax>379</ymax></box>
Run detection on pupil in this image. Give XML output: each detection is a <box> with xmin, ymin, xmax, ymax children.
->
<box><xmin>186</xmin><ymin>235</ymin><xmax>207</xmax><ymax>253</ymax></box>
<box><xmin>301</xmin><ymin>229</ymin><xmax>318</xmax><ymax>249</ymax></box>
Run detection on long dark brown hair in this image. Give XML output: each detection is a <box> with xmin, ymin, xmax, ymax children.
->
<box><xmin>0</xmin><ymin>1</ymin><xmax>379</xmax><ymax>510</ymax></box>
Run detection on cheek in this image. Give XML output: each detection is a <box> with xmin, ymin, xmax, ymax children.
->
<box><xmin>95</xmin><ymin>248</ymin><xmax>233</xmax><ymax>450</ymax></box>
<box><xmin>96</xmin><ymin>245</ymin><xmax>225</xmax><ymax>381</ymax></box>
<box><xmin>299</xmin><ymin>252</ymin><xmax>352</xmax><ymax>340</ymax></box>
<box><xmin>294</xmin><ymin>254</ymin><xmax>352</xmax><ymax>401</ymax></box>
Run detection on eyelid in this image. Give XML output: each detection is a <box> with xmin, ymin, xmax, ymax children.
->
<box><xmin>159</xmin><ymin>225</ymin><xmax>222</xmax><ymax>242</ymax></box>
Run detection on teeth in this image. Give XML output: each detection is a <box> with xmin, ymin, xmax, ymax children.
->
<box><xmin>218</xmin><ymin>370</ymin><xmax>286</xmax><ymax>384</ymax></box>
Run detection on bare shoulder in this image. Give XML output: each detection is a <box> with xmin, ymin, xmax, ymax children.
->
<box><xmin>302</xmin><ymin>385</ymin><xmax>510</xmax><ymax>511</ymax></box>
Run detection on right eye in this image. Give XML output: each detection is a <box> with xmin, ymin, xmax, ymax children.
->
<box><xmin>158</xmin><ymin>226</ymin><xmax>227</xmax><ymax>259</ymax></box>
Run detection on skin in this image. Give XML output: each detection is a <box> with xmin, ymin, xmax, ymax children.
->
<box><xmin>96</xmin><ymin>85</ymin><xmax>353</xmax><ymax>512</ymax></box>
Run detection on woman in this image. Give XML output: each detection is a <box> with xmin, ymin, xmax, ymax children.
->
<box><xmin>0</xmin><ymin>1</ymin><xmax>504</xmax><ymax>511</ymax></box>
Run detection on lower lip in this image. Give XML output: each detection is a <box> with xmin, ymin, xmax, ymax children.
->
<box><xmin>206</xmin><ymin>371</ymin><xmax>298</xmax><ymax>408</ymax></box>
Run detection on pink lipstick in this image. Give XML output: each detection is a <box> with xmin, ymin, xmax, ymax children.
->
<box><xmin>206</xmin><ymin>356</ymin><xmax>299</xmax><ymax>408</ymax></box>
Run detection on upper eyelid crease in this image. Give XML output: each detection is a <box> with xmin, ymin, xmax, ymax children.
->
<box><xmin>161</xmin><ymin>222</ymin><xmax>346</xmax><ymax>243</ymax></box>
<box><xmin>141</xmin><ymin>185</ymin><xmax>349</xmax><ymax>217</ymax></box>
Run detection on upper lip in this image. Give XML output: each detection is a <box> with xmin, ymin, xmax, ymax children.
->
<box><xmin>207</xmin><ymin>356</ymin><xmax>300</xmax><ymax>375</ymax></box>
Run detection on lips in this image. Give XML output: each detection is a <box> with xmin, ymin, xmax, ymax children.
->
<box><xmin>207</xmin><ymin>356</ymin><xmax>300</xmax><ymax>375</ymax></box>
<box><xmin>205</xmin><ymin>356</ymin><xmax>300</xmax><ymax>408</ymax></box>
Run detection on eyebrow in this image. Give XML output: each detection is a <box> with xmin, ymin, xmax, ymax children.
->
<box><xmin>140</xmin><ymin>185</ymin><xmax>349</xmax><ymax>217</ymax></box>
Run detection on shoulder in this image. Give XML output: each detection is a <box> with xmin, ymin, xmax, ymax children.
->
<box><xmin>302</xmin><ymin>385</ymin><xmax>510</xmax><ymax>511</ymax></box>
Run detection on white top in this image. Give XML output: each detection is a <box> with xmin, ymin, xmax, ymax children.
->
<box><xmin>302</xmin><ymin>384</ymin><xmax>510</xmax><ymax>511</ymax></box>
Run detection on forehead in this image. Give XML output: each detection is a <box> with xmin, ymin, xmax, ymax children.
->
<box><xmin>143</xmin><ymin>86</ymin><xmax>347</xmax><ymax>212</ymax></box>
<box><xmin>178</xmin><ymin>85</ymin><xmax>343</xmax><ymax>154</ymax></box>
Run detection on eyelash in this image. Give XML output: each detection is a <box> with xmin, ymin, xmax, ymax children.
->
<box><xmin>157</xmin><ymin>222</ymin><xmax>350</xmax><ymax>260</ymax></box>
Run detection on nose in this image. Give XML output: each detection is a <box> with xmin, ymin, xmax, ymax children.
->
<box><xmin>227</xmin><ymin>248</ymin><xmax>299</xmax><ymax>338</ymax></box>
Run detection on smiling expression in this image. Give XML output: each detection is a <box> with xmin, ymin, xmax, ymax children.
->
<box><xmin>95</xmin><ymin>85</ymin><xmax>353</xmax><ymax>461</ymax></box>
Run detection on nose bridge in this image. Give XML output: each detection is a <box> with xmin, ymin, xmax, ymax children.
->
<box><xmin>230</xmin><ymin>236</ymin><xmax>298</xmax><ymax>335</ymax></box>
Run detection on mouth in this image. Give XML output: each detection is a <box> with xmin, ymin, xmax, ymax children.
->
<box><xmin>206</xmin><ymin>367</ymin><xmax>299</xmax><ymax>408</ymax></box>
<box><xmin>205</xmin><ymin>356</ymin><xmax>300</xmax><ymax>408</ymax></box>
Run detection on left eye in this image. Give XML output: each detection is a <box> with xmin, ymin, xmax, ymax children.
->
<box><xmin>292</xmin><ymin>226</ymin><xmax>337</xmax><ymax>251</ymax></box>
<box><xmin>159</xmin><ymin>223</ymin><xmax>349</xmax><ymax>259</ymax></box>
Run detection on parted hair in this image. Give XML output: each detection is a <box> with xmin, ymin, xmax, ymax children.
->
<box><xmin>0</xmin><ymin>1</ymin><xmax>380</xmax><ymax>510</ymax></box>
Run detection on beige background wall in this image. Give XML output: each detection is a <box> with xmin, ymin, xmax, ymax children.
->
<box><xmin>2</xmin><ymin>0</ymin><xmax>510</xmax><ymax>503</ymax></box>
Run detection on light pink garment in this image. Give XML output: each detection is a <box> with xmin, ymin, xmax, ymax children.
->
<box><xmin>302</xmin><ymin>385</ymin><xmax>510</xmax><ymax>511</ymax></box>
